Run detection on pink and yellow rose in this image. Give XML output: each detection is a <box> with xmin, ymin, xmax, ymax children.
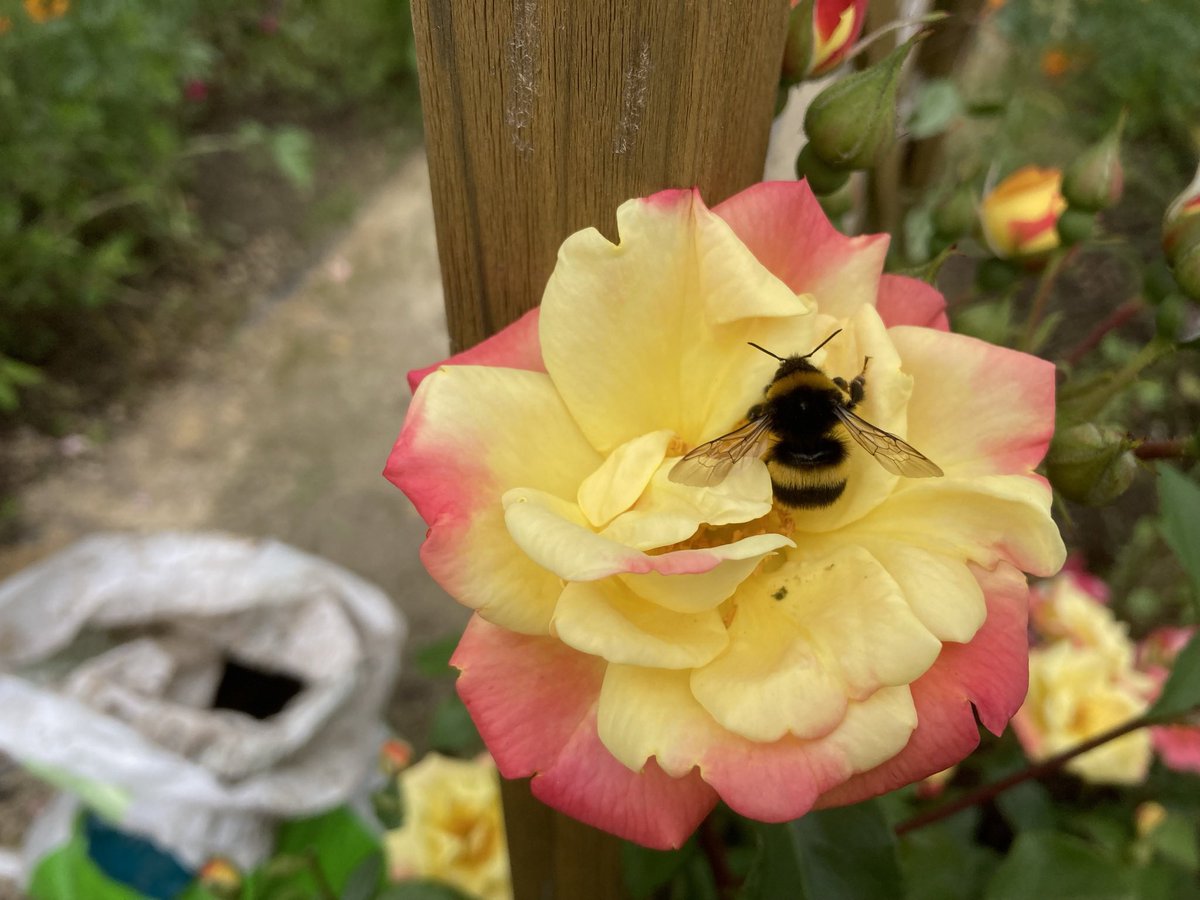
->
<box><xmin>387</xmin><ymin>181</ymin><xmax>1063</xmax><ymax>847</ymax></box>
<box><xmin>1015</xmin><ymin>568</ymin><xmax>1156</xmax><ymax>784</ymax></box>
<box><xmin>980</xmin><ymin>165</ymin><xmax>1068</xmax><ymax>259</ymax></box>
<box><xmin>1140</xmin><ymin>626</ymin><xmax>1200</xmax><ymax>774</ymax></box>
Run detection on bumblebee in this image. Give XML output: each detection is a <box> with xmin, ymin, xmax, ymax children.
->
<box><xmin>668</xmin><ymin>330</ymin><xmax>943</xmax><ymax>508</ymax></box>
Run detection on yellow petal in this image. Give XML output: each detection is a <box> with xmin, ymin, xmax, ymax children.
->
<box><xmin>577</xmin><ymin>430</ymin><xmax>675</xmax><ymax>528</ymax></box>
<box><xmin>552</xmin><ymin>579</ymin><xmax>729</xmax><ymax>669</ymax></box>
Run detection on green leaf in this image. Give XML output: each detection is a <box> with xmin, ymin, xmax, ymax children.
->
<box><xmin>994</xmin><ymin>780</ymin><xmax>1056</xmax><ymax>833</ymax></box>
<box><xmin>622</xmin><ymin>840</ymin><xmax>693</xmax><ymax>899</ymax></box>
<box><xmin>340</xmin><ymin>851</ymin><xmax>383</xmax><ymax>900</ymax></box>
<box><xmin>414</xmin><ymin>635</ymin><xmax>461</xmax><ymax>678</ymax></box>
<box><xmin>428</xmin><ymin>694</ymin><xmax>484</xmax><ymax>757</ymax></box>
<box><xmin>1146</xmin><ymin>631</ymin><xmax>1200</xmax><ymax>720</ymax></box>
<box><xmin>907</xmin><ymin>78</ymin><xmax>963</xmax><ymax>139</ymax></box>
<box><xmin>899</xmin><ymin>819</ymin><xmax>999</xmax><ymax>900</ymax></box>
<box><xmin>376</xmin><ymin>881</ymin><xmax>475</xmax><ymax>900</ymax></box>
<box><xmin>983</xmin><ymin>832</ymin><xmax>1134</xmax><ymax>900</ymax></box>
<box><xmin>1159</xmin><ymin>466</ymin><xmax>1200</xmax><ymax>605</ymax></box>
<box><xmin>28</xmin><ymin>820</ymin><xmax>145</xmax><ymax>900</ymax></box>
<box><xmin>269</xmin><ymin>127</ymin><xmax>314</xmax><ymax>192</ymax></box>
<box><xmin>250</xmin><ymin>807</ymin><xmax>382</xmax><ymax>899</ymax></box>
<box><xmin>1147</xmin><ymin>812</ymin><xmax>1200</xmax><ymax>871</ymax></box>
<box><xmin>743</xmin><ymin>800</ymin><xmax>903</xmax><ymax>900</ymax></box>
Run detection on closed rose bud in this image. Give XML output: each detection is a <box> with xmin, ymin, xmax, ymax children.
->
<box><xmin>198</xmin><ymin>858</ymin><xmax>242</xmax><ymax>899</ymax></box>
<box><xmin>979</xmin><ymin>166</ymin><xmax>1067</xmax><ymax>259</ymax></box>
<box><xmin>1045</xmin><ymin>423</ymin><xmax>1138</xmax><ymax>506</ymax></box>
<box><xmin>783</xmin><ymin>0</ymin><xmax>870</xmax><ymax>83</ymax></box>
<box><xmin>1171</xmin><ymin>242</ymin><xmax>1200</xmax><ymax>303</ymax></box>
<box><xmin>1163</xmin><ymin>164</ymin><xmax>1200</xmax><ymax>261</ymax></box>
<box><xmin>1063</xmin><ymin>114</ymin><xmax>1126</xmax><ymax>213</ymax></box>
<box><xmin>804</xmin><ymin>36</ymin><xmax>917</xmax><ymax>171</ymax></box>
<box><xmin>379</xmin><ymin>737</ymin><xmax>414</xmax><ymax>777</ymax></box>
<box><xmin>795</xmin><ymin>143</ymin><xmax>850</xmax><ymax>195</ymax></box>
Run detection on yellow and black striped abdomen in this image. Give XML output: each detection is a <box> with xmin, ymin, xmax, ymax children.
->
<box><xmin>761</xmin><ymin>366</ymin><xmax>851</xmax><ymax>508</ymax></box>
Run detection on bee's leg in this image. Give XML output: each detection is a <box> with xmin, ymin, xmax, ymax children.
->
<box><xmin>842</xmin><ymin>357</ymin><xmax>870</xmax><ymax>409</ymax></box>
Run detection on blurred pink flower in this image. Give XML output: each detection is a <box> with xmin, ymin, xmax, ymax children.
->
<box><xmin>1139</xmin><ymin>626</ymin><xmax>1200</xmax><ymax>774</ymax></box>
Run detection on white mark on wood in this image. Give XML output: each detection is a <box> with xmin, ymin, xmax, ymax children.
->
<box><xmin>614</xmin><ymin>39</ymin><xmax>652</xmax><ymax>155</ymax></box>
<box><xmin>505</xmin><ymin>0</ymin><xmax>540</xmax><ymax>155</ymax></box>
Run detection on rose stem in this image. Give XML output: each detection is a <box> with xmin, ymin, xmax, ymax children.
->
<box><xmin>894</xmin><ymin>713</ymin><xmax>1160</xmax><ymax>837</ymax></box>
<box><xmin>1063</xmin><ymin>296</ymin><xmax>1147</xmax><ymax>368</ymax></box>
<box><xmin>1135</xmin><ymin>438</ymin><xmax>1198</xmax><ymax>460</ymax></box>
<box><xmin>1020</xmin><ymin>247</ymin><xmax>1074</xmax><ymax>352</ymax></box>
<box><xmin>699</xmin><ymin>812</ymin><xmax>738</xmax><ymax>897</ymax></box>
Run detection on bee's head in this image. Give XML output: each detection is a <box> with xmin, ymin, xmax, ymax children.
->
<box><xmin>748</xmin><ymin>329</ymin><xmax>842</xmax><ymax>379</ymax></box>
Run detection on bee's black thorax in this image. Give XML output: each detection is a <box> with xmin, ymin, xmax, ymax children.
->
<box><xmin>759</xmin><ymin>361</ymin><xmax>851</xmax><ymax>509</ymax></box>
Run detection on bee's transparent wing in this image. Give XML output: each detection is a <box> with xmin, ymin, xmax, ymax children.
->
<box><xmin>668</xmin><ymin>417</ymin><xmax>774</xmax><ymax>487</ymax></box>
<box><xmin>834</xmin><ymin>406</ymin><xmax>944</xmax><ymax>478</ymax></box>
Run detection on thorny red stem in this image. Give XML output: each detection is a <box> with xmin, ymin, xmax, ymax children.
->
<box><xmin>894</xmin><ymin>714</ymin><xmax>1154</xmax><ymax>837</ymax></box>
<box><xmin>1135</xmin><ymin>438</ymin><xmax>1197</xmax><ymax>461</ymax></box>
<box><xmin>1063</xmin><ymin>297</ymin><xmax>1147</xmax><ymax>368</ymax></box>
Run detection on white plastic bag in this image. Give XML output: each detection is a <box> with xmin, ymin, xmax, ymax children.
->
<box><xmin>0</xmin><ymin>531</ymin><xmax>405</xmax><ymax>878</ymax></box>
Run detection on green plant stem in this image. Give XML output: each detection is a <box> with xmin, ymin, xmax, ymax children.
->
<box><xmin>699</xmin><ymin>813</ymin><xmax>737</xmax><ymax>898</ymax></box>
<box><xmin>895</xmin><ymin>710</ymin><xmax>1188</xmax><ymax>837</ymax></box>
<box><xmin>1020</xmin><ymin>248</ymin><xmax>1073</xmax><ymax>352</ymax></box>
<box><xmin>304</xmin><ymin>849</ymin><xmax>338</xmax><ymax>900</ymax></box>
<box><xmin>1063</xmin><ymin>296</ymin><xmax>1146</xmax><ymax>368</ymax></box>
<box><xmin>1058</xmin><ymin>337</ymin><xmax>1177</xmax><ymax>424</ymax></box>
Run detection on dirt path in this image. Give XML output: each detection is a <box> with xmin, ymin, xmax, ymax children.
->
<box><xmin>0</xmin><ymin>151</ymin><xmax>467</xmax><ymax>745</ymax></box>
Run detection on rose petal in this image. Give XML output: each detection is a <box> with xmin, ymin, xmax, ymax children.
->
<box><xmin>387</xmin><ymin>367</ymin><xmax>601</xmax><ymax>632</ymax></box>
<box><xmin>453</xmin><ymin>616</ymin><xmax>716</xmax><ymax>848</ymax></box>
<box><xmin>816</xmin><ymin>562</ymin><xmax>1030</xmax><ymax>807</ymax></box>
<box><xmin>854</xmin><ymin>475</ymin><xmax>1065</xmax><ymax>578</ymax></box>
<box><xmin>597</xmin><ymin>664</ymin><xmax>916</xmax><ymax>822</ymax></box>
<box><xmin>552</xmin><ymin>578</ymin><xmax>730</xmax><ymax>669</ymax></box>
<box><xmin>577</xmin><ymin>430</ymin><xmax>675</xmax><ymax>528</ymax></box>
<box><xmin>1152</xmin><ymin>725</ymin><xmax>1200</xmax><ymax>774</ymax></box>
<box><xmin>504</xmin><ymin>486</ymin><xmax>793</xmax><ymax>581</ymax></box>
<box><xmin>408</xmin><ymin>308</ymin><xmax>544</xmax><ymax>393</ymax></box>
<box><xmin>876</xmin><ymin>274</ymin><xmax>949</xmax><ymax>331</ymax></box>
<box><xmin>690</xmin><ymin>546</ymin><xmax>940</xmax><ymax>741</ymax></box>
<box><xmin>540</xmin><ymin>189</ymin><xmax>813</xmax><ymax>454</ymax></box>
<box><xmin>890</xmin><ymin>326</ymin><xmax>1057</xmax><ymax>477</ymax></box>
<box><xmin>713</xmin><ymin>181</ymin><xmax>889</xmax><ymax>319</ymax></box>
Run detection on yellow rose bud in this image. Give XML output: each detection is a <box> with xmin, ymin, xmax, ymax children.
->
<box><xmin>197</xmin><ymin>857</ymin><xmax>242</xmax><ymax>899</ymax></box>
<box><xmin>979</xmin><ymin>166</ymin><xmax>1067</xmax><ymax>259</ymax></box>
<box><xmin>379</xmin><ymin>738</ymin><xmax>414</xmax><ymax>777</ymax></box>
<box><xmin>1135</xmin><ymin>801</ymin><xmax>1168</xmax><ymax>838</ymax></box>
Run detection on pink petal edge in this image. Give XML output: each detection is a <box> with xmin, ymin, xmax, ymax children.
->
<box><xmin>815</xmin><ymin>562</ymin><xmax>1031</xmax><ymax>808</ymax></box>
<box><xmin>453</xmin><ymin>616</ymin><xmax>717</xmax><ymax>848</ymax></box>
<box><xmin>406</xmin><ymin>307</ymin><xmax>544</xmax><ymax>393</ymax></box>
<box><xmin>876</xmin><ymin>274</ymin><xmax>950</xmax><ymax>331</ymax></box>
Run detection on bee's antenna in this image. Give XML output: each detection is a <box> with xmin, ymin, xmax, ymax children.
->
<box><xmin>801</xmin><ymin>329</ymin><xmax>843</xmax><ymax>359</ymax></box>
<box><xmin>747</xmin><ymin>342</ymin><xmax>785</xmax><ymax>361</ymax></box>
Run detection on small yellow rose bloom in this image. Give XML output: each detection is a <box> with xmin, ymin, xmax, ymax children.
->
<box><xmin>384</xmin><ymin>753</ymin><xmax>511</xmax><ymax>900</ymax></box>
<box><xmin>980</xmin><ymin>166</ymin><xmax>1067</xmax><ymax>258</ymax></box>
<box><xmin>197</xmin><ymin>857</ymin><xmax>242</xmax><ymax>898</ymax></box>
<box><xmin>1031</xmin><ymin>572</ymin><xmax>1132</xmax><ymax>673</ymax></box>
<box><xmin>1135</xmin><ymin>801</ymin><xmax>1168</xmax><ymax>838</ymax></box>
<box><xmin>1016</xmin><ymin>642</ymin><xmax>1154</xmax><ymax>784</ymax></box>
<box><xmin>23</xmin><ymin>0</ymin><xmax>68</xmax><ymax>22</ymax></box>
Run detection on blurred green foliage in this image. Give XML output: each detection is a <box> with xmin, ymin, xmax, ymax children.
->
<box><xmin>0</xmin><ymin>0</ymin><xmax>415</xmax><ymax>412</ymax></box>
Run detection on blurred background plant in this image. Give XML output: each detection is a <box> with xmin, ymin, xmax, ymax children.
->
<box><xmin>0</xmin><ymin>0</ymin><xmax>418</xmax><ymax>440</ymax></box>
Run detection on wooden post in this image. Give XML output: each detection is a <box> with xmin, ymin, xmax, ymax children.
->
<box><xmin>410</xmin><ymin>1</ymin><xmax>789</xmax><ymax>896</ymax></box>
<box><xmin>412</xmin><ymin>0</ymin><xmax>790</xmax><ymax>351</ymax></box>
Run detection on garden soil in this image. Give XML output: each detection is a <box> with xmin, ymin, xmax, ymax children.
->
<box><xmin>0</xmin><ymin>152</ymin><xmax>467</xmax><ymax>890</ymax></box>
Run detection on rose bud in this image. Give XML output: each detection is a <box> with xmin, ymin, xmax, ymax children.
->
<box><xmin>197</xmin><ymin>858</ymin><xmax>242</xmax><ymax>899</ymax></box>
<box><xmin>782</xmin><ymin>0</ymin><xmax>870</xmax><ymax>84</ymax></box>
<box><xmin>1045</xmin><ymin>423</ymin><xmax>1138</xmax><ymax>506</ymax></box>
<box><xmin>979</xmin><ymin>166</ymin><xmax>1067</xmax><ymax>259</ymax></box>
<box><xmin>1163</xmin><ymin>163</ymin><xmax>1200</xmax><ymax>262</ymax></box>
<box><xmin>804</xmin><ymin>35</ymin><xmax>918</xmax><ymax>172</ymax></box>
<box><xmin>1063</xmin><ymin>113</ymin><xmax>1126</xmax><ymax>213</ymax></box>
